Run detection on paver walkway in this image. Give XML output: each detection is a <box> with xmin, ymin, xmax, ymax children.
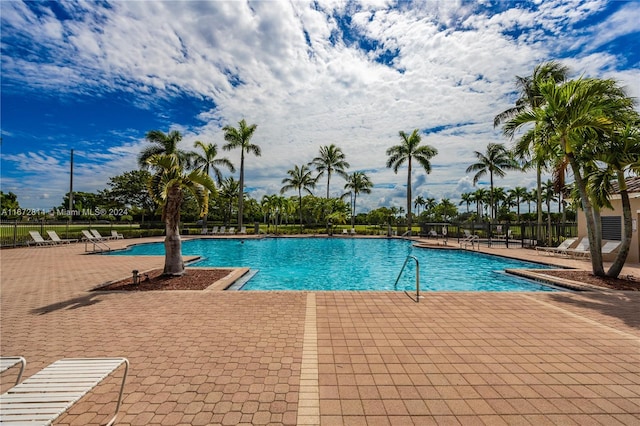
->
<box><xmin>1</xmin><ymin>237</ymin><xmax>639</xmax><ymax>425</ymax></box>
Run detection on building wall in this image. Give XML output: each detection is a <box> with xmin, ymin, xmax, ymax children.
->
<box><xmin>576</xmin><ymin>195</ymin><xmax>640</xmax><ymax>263</ymax></box>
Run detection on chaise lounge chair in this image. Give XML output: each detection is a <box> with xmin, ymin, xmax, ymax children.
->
<box><xmin>91</xmin><ymin>229</ymin><xmax>114</xmax><ymax>240</ymax></box>
<box><xmin>564</xmin><ymin>237</ymin><xmax>590</xmax><ymax>258</ymax></box>
<box><xmin>535</xmin><ymin>237</ymin><xmax>577</xmax><ymax>256</ymax></box>
<box><xmin>47</xmin><ymin>230</ymin><xmax>78</xmax><ymax>244</ymax></box>
<box><xmin>0</xmin><ymin>356</ymin><xmax>26</xmax><ymax>385</ymax></box>
<box><xmin>111</xmin><ymin>230</ymin><xmax>124</xmax><ymax>239</ymax></box>
<box><xmin>28</xmin><ymin>231</ymin><xmax>55</xmax><ymax>247</ymax></box>
<box><xmin>0</xmin><ymin>357</ymin><xmax>129</xmax><ymax>426</ymax></box>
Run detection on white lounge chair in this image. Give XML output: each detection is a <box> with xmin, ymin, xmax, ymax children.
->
<box><xmin>47</xmin><ymin>230</ymin><xmax>78</xmax><ymax>244</ymax></box>
<box><xmin>239</xmin><ymin>226</ymin><xmax>247</xmax><ymax>235</ymax></box>
<box><xmin>227</xmin><ymin>227</ymin><xmax>235</xmax><ymax>235</ymax></box>
<box><xmin>91</xmin><ymin>229</ymin><xmax>113</xmax><ymax>240</ymax></box>
<box><xmin>0</xmin><ymin>356</ymin><xmax>26</xmax><ymax>385</ymax></box>
<box><xmin>82</xmin><ymin>230</ymin><xmax>111</xmax><ymax>252</ymax></box>
<box><xmin>565</xmin><ymin>237</ymin><xmax>590</xmax><ymax>258</ymax></box>
<box><xmin>111</xmin><ymin>230</ymin><xmax>124</xmax><ymax>239</ymax></box>
<box><xmin>535</xmin><ymin>238</ymin><xmax>577</xmax><ymax>256</ymax></box>
<box><xmin>219</xmin><ymin>226</ymin><xmax>226</xmax><ymax>235</ymax></box>
<box><xmin>28</xmin><ymin>231</ymin><xmax>55</xmax><ymax>246</ymax></box>
<box><xmin>0</xmin><ymin>357</ymin><xmax>129</xmax><ymax>426</ymax></box>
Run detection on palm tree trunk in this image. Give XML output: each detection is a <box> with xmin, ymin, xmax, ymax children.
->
<box><xmin>568</xmin><ymin>154</ymin><xmax>604</xmax><ymax>275</ymax></box>
<box><xmin>607</xmin><ymin>173</ymin><xmax>632</xmax><ymax>277</ymax></box>
<box><xmin>536</xmin><ymin>163</ymin><xmax>543</xmax><ymax>243</ymax></box>
<box><xmin>163</xmin><ymin>185</ymin><xmax>185</xmax><ymax>276</ymax></box>
<box><xmin>406</xmin><ymin>159</ymin><xmax>412</xmax><ymax>235</ymax></box>
<box><xmin>238</xmin><ymin>152</ymin><xmax>245</xmax><ymax>229</ymax></box>
<box><xmin>298</xmin><ymin>189</ymin><xmax>303</xmax><ymax>234</ymax></box>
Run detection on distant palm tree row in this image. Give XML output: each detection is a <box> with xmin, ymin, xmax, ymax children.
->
<box><xmin>139</xmin><ymin>60</ymin><xmax>638</xmax><ymax>279</ymax></box>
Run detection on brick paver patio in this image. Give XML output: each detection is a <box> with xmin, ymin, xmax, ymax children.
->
<box><xmin>1</xmin><ymin>237</ymin><xmax>639</xmax><ymax>425</ymax></box>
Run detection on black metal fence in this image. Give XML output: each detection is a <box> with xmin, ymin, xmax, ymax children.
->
<box><xmin>419</xmin><ymin>221</ymin><xmax>578</xmax><ymax>248</ymax></box>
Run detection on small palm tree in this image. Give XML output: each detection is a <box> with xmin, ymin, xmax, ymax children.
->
<box><xmin>309</xmin><ymin>144</ymin><xmax>350</xmax><ymax>198</ymax></box>
<box><xmin>466</xmin><ymin>143</ymin><xmax>519</xmax><ymax>222</ymax></box>
<box><xmin>459</xmin><ymin>192</ymin><xmax>473</xmax><ymax>214</ymax></box>
<box><xmin>146</xmin><ymin>153</ymin><xmax>216</xmax><ymax>276</ymax></box>
<box><xmin>281</xmin><ymin>164</ymin><xmax>317</xmax><ymax>233</ymax></box>
<box><xmin>343</xmin><ymin>171</ymin><xmax>373</xmax><ymax>229</ymax></box>
<box><xmin>386</xmin><ymin>129</ymin><xmax>438</xmax><ymax>235</ymax></box>
<box><xmin>223</xmin><ymin>119</ymin><xmax>260</xmax><ymax>231</ymax></box>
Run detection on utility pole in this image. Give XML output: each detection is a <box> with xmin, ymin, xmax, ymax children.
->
<box><xmin>69</xmin><ymin>149</ymin><xmax>74</xmax><ymax>219</ymax></box>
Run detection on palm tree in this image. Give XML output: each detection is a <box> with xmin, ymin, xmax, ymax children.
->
<box><xmin>222</xmin><ymin>119</ymin><xmax>260</xmax><ymax>231</ymax></box>
<box><xmin>191</xmin><ymin>141</ymin><xmax>235</xmax><ymax>230</ymax></box>
<box><xmin>495</xmin><ymin>61</ymin><xmax>569</xmax><ymax>241</ymax></box>
<box><xmin>466</xmin><ymin>143</ymin><xmax>519</xmax><ymax>222</ymax></box>
<box><xmin>146</xmin><ymin>153</ymin><xmax>216</xmax><ymax>275</ymax></box>
<box><xmin>343</xmin><ymin>171</ymin><xmax>373</xmax><ymax>229</ymax></box>
<box><xmin>138</xmin><ymin>130</ymin><xmax>191</xmax><ymax>169</ymax></box>
<box><xmin>504</xmin><ymin>77</ymin><xmax>634</xmax><ymax>276</ymax></box>
<box><xmin>508</xmin><ymin>187</ymin><xmax>528</xmax><ymax>221</ymax></box>
<box><xmin>386</xmin><ymin>129</ymin><xmax>438</xmax><ymax>235</ymax></box>
<box><xmin>590</xmin><ymin>120</ymin><xmax>640</xmax><ymax>277</ymax></box>
<box><xmin>414</xmin><ymin>195</ymin><xmax>426</xmax><ymax>217</ymax></box>
<box><xmin>281</xmin><ymin>164</ymin><xmax>317</xmax><ymax>233</ymax></box>
<box><xmin>309</xmin><ymin>144</ymin><xmax>350</xmax><ymax>198</ymax></box>
<box><xmin>459</xmin><ymin>192</ymin><xmax>473</xmax><ymax>214</ymax></box>
<box><xmin>191</xmin><ymin>141</ymin><xmax>235</xmax><ymax>184</ymax></box>
<box><xmin>541</xmin><ymin>180</ymin><xmax>557</xmax><ymax>245</ymax></box>
<box><xmin>218</xmin><ymin>177</ymin><xmax>240</xmax><ymax>226</ymax></box>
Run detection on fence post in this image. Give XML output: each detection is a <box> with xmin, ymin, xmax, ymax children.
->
<box><xmin>13</xmin><ymin>219</ymin><xmax>18</xmax><ymax>248</ymax></box>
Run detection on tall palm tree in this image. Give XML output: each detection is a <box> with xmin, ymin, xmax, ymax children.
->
<box><xmin>146</xmin><ymin>153</ymin><xmax>216</xmax><ymax>275</ymax></box>
<box><xmin>541</xmin><ymin>180</ymin><xmax>557</xmax><ymax>245</ymax></box>
<box><xmin>343</xmin><ymin>171</ymin><xmax>373</xmax><ymax>229</ymax></box>
<box><xmin>386</xmin><ymin>129</ymin><xmax>438</xmax><ymax>235</ymax></box>
<box><xmin>191</xmin><ymin>141</ymin><xmax>235</xmax><ymax>184</ymax></box>
<box><xmin>222</xmin><ymin>119</ymin><xmax>260</xmax><ymax>231</ymax></box>
<box><xmin>495</xmin><ymin>61</ymin><xmax>569</xmax><ymax>241</ymax></box>
<box><xmin>459</xmin><ymin>192</ymin><xmax>473</xmax><ymax>214</ymax></box>
<box><xmin>414</xmin><ymin>195</ymin><xmax>426</xmax><ymax>217</ymax></box>
<box><xmin>589</xmin><ymin>120</ymin><xmax>640</xmax><ymax>277</ymax></box>
<box><xmin>508</xmin><ymin>186</ymin><xmax>528</xmax><ymax>221</ymax></box>
<box><xmin>309</xmin><ymin>144</ymin><xmax>350</xmax><ymax>198</ymax></box>
<box><xmin>138</xmin><ymin>130</ymin><xmax>191</xmax><ymax>169</ymax></box>
<box><xmin>504</xmin><ymin>77</ymin><xmax>634</xmax><ymax>276</ymax></box>
<box><xmin>281</xmin><ymin>164</ymin><xmax>317</xmax><ymax>233</ymax></box>
<box><xmin>191</xmin><ymin>141</ymin><xmax>235</xmax><ymax>230</ymax></box>
<box><xmin>466</xmin><ymin>143</ymin><xmax>519</xmax><ymax>221</ymax></box>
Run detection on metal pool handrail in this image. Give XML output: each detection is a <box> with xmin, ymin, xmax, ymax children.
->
<box><xmin>394</xmin><ymin>255</ymin><xmax>421</xmax><ymax>303</ymax></box>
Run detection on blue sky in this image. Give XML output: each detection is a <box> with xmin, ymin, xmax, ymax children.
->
<box><xmin>2</xmin><ymin>0</ymin><xmax>639</xmax><ymax>211</ymax></box>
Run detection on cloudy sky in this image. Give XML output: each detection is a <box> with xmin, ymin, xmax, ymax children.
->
<box><xmin>1</xmin><ymin>0</ymin><xmax>639</xmax><ymax>212</ymax></box>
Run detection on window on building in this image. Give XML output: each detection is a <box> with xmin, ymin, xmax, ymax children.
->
<box><xmin>601</xmin><ymin>216</ymin><xmax>622</xmax><ymax>241</ymax></box>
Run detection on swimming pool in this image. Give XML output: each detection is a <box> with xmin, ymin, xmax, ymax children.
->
<box><xmin>109</xmin><ymin>238</ymin><xmax>559</xmax><ymax>292</ymax></box>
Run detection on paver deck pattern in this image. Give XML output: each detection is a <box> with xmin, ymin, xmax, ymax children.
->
<box><xmin>1</xmin><ymin>236</ymin><xmax>639</xmax><ymax>425</ymax></box>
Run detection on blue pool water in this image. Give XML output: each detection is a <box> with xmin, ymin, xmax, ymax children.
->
<box><xmin>109</xmin><ymin>238</ymin><xmax>559</xmax><ymax>292</ymax></box>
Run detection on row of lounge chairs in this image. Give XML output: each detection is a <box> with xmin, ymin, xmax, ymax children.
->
<box><xmin>204</xmin><ymin>226</ymin><xmax>246</xmax><ymax>235</ymax></box>
<box><xmin>0</xmin><ymin>356</ymin><xmax>128</xmax><ymax>426</ymax></box>
<box><xmin>535</xmin><ymin>237</ymin><xmax>621</xmax><ymax>259</ymax></box>
<box><xmin>28</xmin><ymin>229</ymin><xmax>123</xmax><ymax>246</ymax></box>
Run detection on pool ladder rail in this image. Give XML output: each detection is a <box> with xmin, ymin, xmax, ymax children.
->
<box><xmin>394</xmin><ymin>255</ymin><xmax>422</xmax><ymax>303</ymax></box>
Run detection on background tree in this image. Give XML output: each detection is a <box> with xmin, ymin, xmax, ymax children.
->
<box><xmin>106</xmin><ymin>170</ymin><xmax>156</xmax><ymax>221</ymax></box>
<box><xmin>459</xmin><ymin>192</ymin><xmax>472</xmax><ymax>215</ymax></box>
<box><xmin>223</xmin><ymin>119</ymin><xmax>260</xmax><ymax>230</ymax></box>
<box><xmin>0</xmin><ymin>191</ymin><xmax>20</xmax><ymax>216</ymax></box>
<box><xmin>146</xmin><ymin>153</ymin><xmax>216</xmax><ymax>275</ymax></box>
<box><xmin>466</xmin><ymin>143</ymin><xmax>519</xmax><ymax>221</ymax></box>
<box><xmin>508</xmin><ymin>186</ymin><xmax>528</xmax><ymax>221</ymax></box>
<box><xmin>281</xmin><ymin>164</ymin><xmax>317</xmax><ymax>233</ymax></box>
<box><xmin>191</xmin><ymin>141</ymin><xmax>235</xmax><ymax>185</ymax></box>
<box><xmin>343</xmin><ymin>171</ymin><xmax>373</xmax><ymax>229</ymax></box>
<box><xmin>414</xmin><ymin>195</ymin><xmax>426</xmax><ymax>217</ymax></box>
<box><xmin>386</xmin><ymin>129</ymin><xmax>438</xmax><ymax>235</ymax></box>
<box><xmin>309</xmin><ymin>144</ymin><xmax>350</xmax><ymax>199</ymax></box>
<box><xmin>218</xmin><ymin>177</ymin><xmax>240</xmax><ymax>226</ymax></box>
